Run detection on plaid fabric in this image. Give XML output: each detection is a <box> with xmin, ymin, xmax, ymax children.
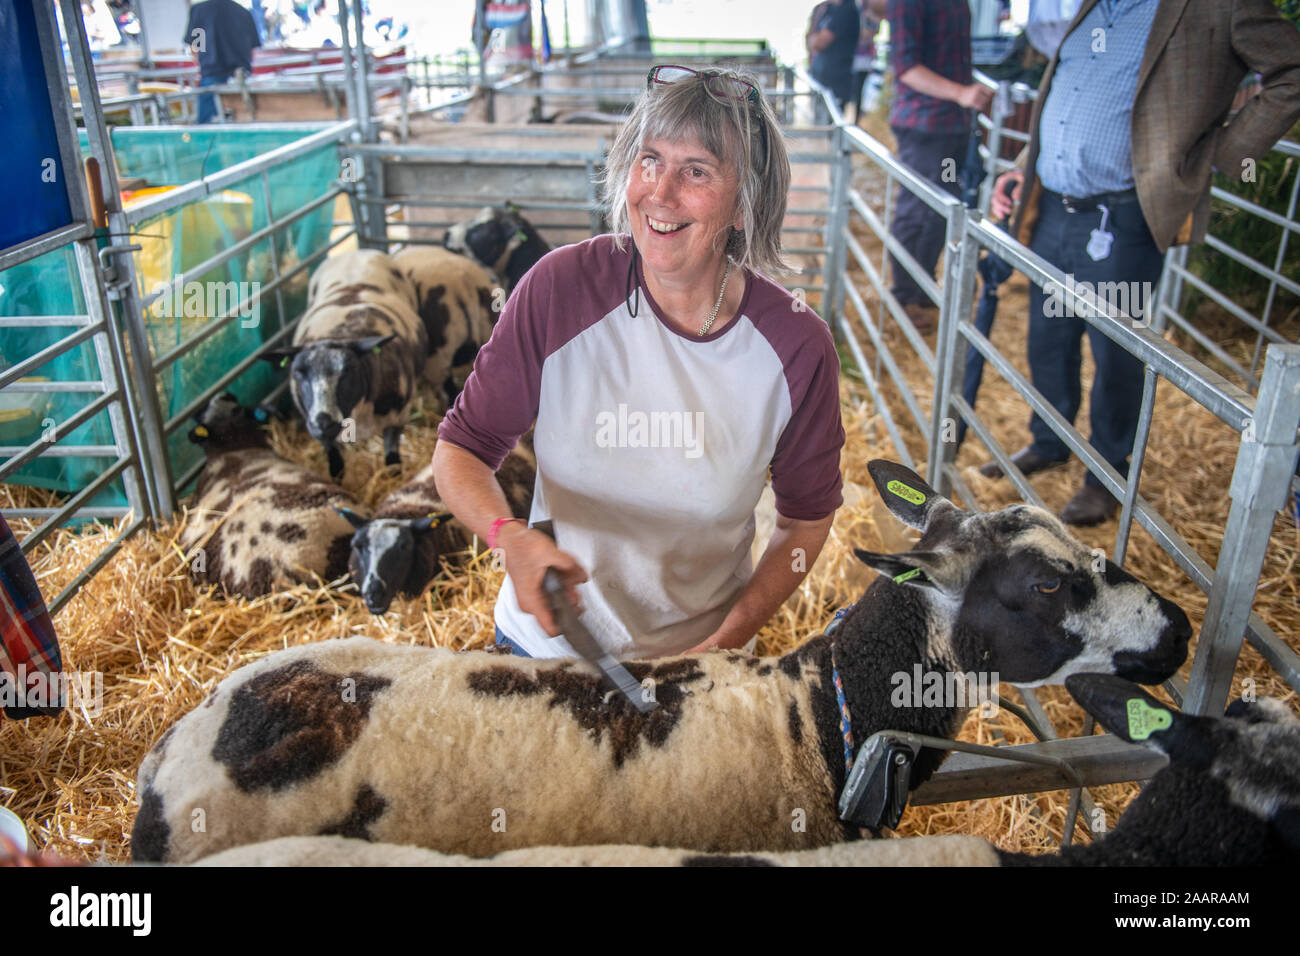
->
<box><xmin>0</xmin><ymin>515</ymin><xmax>63</xmax><ymax>719</ymax></box>
<box><xmin>1036</xmin><ymin>0</ymin><xmax>1160</xmax><ymax>197</ymax></box>
<box><xmin>887</xmin><ymin>0</ymin><xmax>973</xmax><ymax>133</ymax></box>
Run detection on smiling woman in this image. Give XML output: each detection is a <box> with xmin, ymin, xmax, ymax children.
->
<box><xmin>431</xmin><ymin>65</ymin><xmax>845</xmax><ymax>662</ymax></box>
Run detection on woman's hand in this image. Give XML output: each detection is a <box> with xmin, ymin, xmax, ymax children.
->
<box><xmin>497</xmin><ymin>523</ymin><xmax>589</xmax><ymax>637</ymax></box>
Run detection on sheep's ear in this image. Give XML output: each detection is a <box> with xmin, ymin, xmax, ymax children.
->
<box><xmin>1065</xmin><ymin>673</ymin><xmax>1215</xmax><ymax>766</ymax></box>
<box><xmin>866</xmin><ymin>460</ymin><xmax>951</xmax><ymax>532</ymax></box>
<box><xmin>410</xmin><ymin>512</ymin><xmax>454</xmax><ymax>532</ymax></box>
<box><xmin>351</xmin><ymin>333</ymin><xmax>396</xmax><ymax>355</ymax></box>
<box><xmin>334</xmin><ymin>507</ymin><xmax>369</xmax><ymax>529</ymax></box>
<box><xmin>853</xmin><ymin>548</ymin><xmax>963</xmax><ymax>594</ymax></box>
<box><xmin>262</xmin><ymin>345</ymin><xmax>302</xmax><ymax>370</ymax></box>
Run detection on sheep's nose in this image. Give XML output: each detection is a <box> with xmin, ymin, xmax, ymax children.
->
<box><xmin>314</xmin><ymin>416</ymin><xmax>341</xmax><ymax>441</ymax></box>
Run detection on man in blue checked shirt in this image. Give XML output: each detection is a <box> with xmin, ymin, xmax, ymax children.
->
<box><xmin>884</xmin><ymin>0</ymin><xmax>993</xmax><ymax>333</ymax></box>
<box><xmin>985</xmin><ymin>0</ymin><xmax>1300</xmax><ymax>525</ymax></box>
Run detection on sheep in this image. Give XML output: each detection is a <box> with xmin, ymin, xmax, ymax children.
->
<box><xmin>442</xmin><ymin>204</ymin><xmax>551</xmax><ymax>297</ymax></box>
<box><xmin>388</xmin><ymin>245</ymin><xmax>498</xmax><ymax>404</ymax></box>
<box><xmin>131</xmin><ymin>460</ymin><xmax>1191</xmax><ymax>863</ymax></box>
<box><xmin>178</xmin><ymin>393</ymin><xmax>364</xmax><ymax>599</ymax></box>
<box><xmin>339</xmin><ymin>441</ymin><xmax>536</xmax><ymax>615</ymax></box>
<box><xmin>266</xmin><ymin>248</ymin><xmax>428</xmax><ymax>479</ymax></box>
<box><xmin>193</xmin><ymin>673</ymin><xmax>1300</xmax><ymax>866</ymax></box>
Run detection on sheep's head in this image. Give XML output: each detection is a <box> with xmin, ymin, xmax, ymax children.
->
<box><xmin>853</xmin><ymin>461</ymin><xmax>1190</xmax><ymax>687</ymax></box>
<box><xmin>338</xmin><ymin>509</ymin><xmax>454</xmax><ymax>615</ymax></box>
<box><xmin>264</xmin><ymin>335</ymin><xmax>394</xmax><ymax>447</ymax></box>
<box><xmin>188</xmin><ymin>393</ymin><xmax>273</xmax><ymax>453</ymax></box>
<box><xmin>443</xmin><ymin>204</ymin><xmax>542</xmax><ymax>281</ymax></box>
<box><xmin>1064</xmin><ymin>673</ymin><xmax>1300</xmax><ymax>863</ymax></box>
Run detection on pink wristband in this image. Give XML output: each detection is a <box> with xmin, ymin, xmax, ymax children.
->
<box><xmin>487</xmin><ymin>517</ymin><xmax>524</xmax><ymax>551</ymax></box>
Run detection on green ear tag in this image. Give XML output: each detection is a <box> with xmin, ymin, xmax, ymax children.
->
<box><xmin>887</xmin><ymin>480</ymin><xmax>926</xmax><ymax>506</ymax></box>
<box><xmin>279</xmin><ymin>357</ymin><xmax>289</xmax><ymax>369</ymax></box>
<box><xmin>893</xmin><ymin>568</ymin><xmax>922</xmax><ymax>584</ymax></box>
<box><xmin>1126</xmin><ymin>698</ymin><xmax>1172</xmax><ymax>740</ymax></box>
<box><xmin>513</xmin><ymin>229</ymin><xmax>527</xmax><ymax>243</ymax></box>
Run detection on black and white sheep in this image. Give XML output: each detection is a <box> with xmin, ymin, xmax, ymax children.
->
<box><xmin>442</xmin><ymin>204</ymin><xmax>551</xmax><ymax>297</ymax></box>
<box><xmin>178</xmin><ymin>393</ymin><xmax>363</xmax><ymax>599</ymax></box>
<box><xmin>194</xmin><ymin>674</ymin><xmax>1300</xmax><ymax>866</ymax></box>
<box><xmin>266</xmin><ymin>248</ymin><xmax>426</xmax><ymax>479</ymax></box>
<box><xmin>388</xmin><ymin>245</ymin><xmax>498</xmax><ymax>403</ymax></box>
<box><xmin>339</xmin><ymin>442</ymin><xmax>536</xmax><ymax>615</ymax></box>
<box><xmin>131</xmin><ymin>461</ymin><xmax>1191</xmax><ymax>863</ymax></box>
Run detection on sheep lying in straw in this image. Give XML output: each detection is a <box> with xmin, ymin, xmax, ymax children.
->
<box><xmin>179</xmin><ymin>394</ymin><xmax>363</xmax><ymax>599</ymax></box>
<box><xmin>133</xmin><ymin>461</ymin><xmax>1191</xmax><ymax>863</ymax></box>
<box><xmin>193</xmin><ymin>673</ymin><xmax>1300</xmax><ymax>866</ymax></box>
<box><xmin>339</xmin><ymin>442</ymin><xmax>536</xmax><ymax>615</ymax></box>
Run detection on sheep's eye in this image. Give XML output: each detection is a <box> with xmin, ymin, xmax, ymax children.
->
<box><xmin>1034</xmin><ymin>579</ymin><xmax>1062</xmax><ymax>595</ymax></box>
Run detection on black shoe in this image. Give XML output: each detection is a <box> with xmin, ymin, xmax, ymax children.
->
<box><xmin>979</xmin><ymin>446</ymin><xmax>1069</xmax><ymax>480</ymax></box>
<box><xmin>1059</xmin><ymin>484</ymin><xmax>1118</xmax><ymax>526</ymax></box>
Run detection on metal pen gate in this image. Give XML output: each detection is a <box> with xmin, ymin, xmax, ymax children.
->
<box><xmin>806</xmin><ymin>71</ymin><xmax>1300</xmax><ymax>831</ymax></box>
<box><xmin>9</xmin><ymin>0</ymin><xmax>1298</xmax><ymax>848</ymax></box>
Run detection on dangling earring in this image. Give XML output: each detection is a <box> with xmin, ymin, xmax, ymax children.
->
<box><xmin>727</xmin><ymin>226</ymin><xmax>745</xmax><ymax>258</ymax></box>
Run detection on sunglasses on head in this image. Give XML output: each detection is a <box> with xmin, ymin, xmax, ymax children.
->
<box><xmin>647</xmin><ymin>64</ymin><xmax>762</xmax><ymax>105</ymax></box>
<box><xmin>646</xmin><ymin>64</ymin><xmax>770</xmax><ymax>173</ymax></box>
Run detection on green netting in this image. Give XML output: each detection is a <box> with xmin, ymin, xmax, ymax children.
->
<box><xmin>0</xmin><ymin>245</ymin><xmax>119</xmax><ymax>506</ymax></box>
<box><xmin>0</xmin><ymin>125</ymin><xmax>338</xmax><ymax>506</ymax></box>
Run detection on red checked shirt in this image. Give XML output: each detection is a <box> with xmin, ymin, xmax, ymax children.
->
<box><xmin>0</xmin><ymin>515</ymin><xmax>63</xmax><ymax>719</ymax></box>
<box><xmin>887</xmin><ymin>0</ymin><xmax>974</xmax><ymax>133</ymax></box>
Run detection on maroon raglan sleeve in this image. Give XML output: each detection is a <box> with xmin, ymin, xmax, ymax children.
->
<box><xmin>436</xmin><ymin>250</ymin><xmax>555</xmax><ymax>471</ymax></box>
<box><xmin>768</xmin><ymin>317</ymin><xmax>845</xmax><ymax>521</ymax></box>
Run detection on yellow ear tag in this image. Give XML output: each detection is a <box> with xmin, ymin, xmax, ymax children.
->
<box><xmin>887</xmin><ymin>480</ymin><xmax>926</xmax><ymax>505</ymax></box>
<box><xmin>193</xmin><ymin>425</ymin><xmax>209</xmax><ymax>438</ymax></box>
<box><xmin>1126</xmin><ymin>698</ymin><xmax>1172</xmax><ymax>740</ymax></box>
<box><xmin>427</xmin><ymin>514</ymin><xmax>443</xmax><ymax>527</ymax></box>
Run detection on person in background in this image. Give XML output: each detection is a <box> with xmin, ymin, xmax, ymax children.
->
<box><xmin>185</xmin><ymin>0</ymin><xmax>261</xmax><ymax>124</ymax></box>
<box><xmin>882</xmin><ymin>0</ymin><xmax>992</xmax><ymax>333</ymax></box>
<box><xmin>808</xmin><ymin>0</ymin><xmax>863</xmax><ymax>115</ymax></box>
<box><xmin>984</xmin><ymin>0</ymin><xmax>1300</xmax><ymax>526</ymax></box>
<box><xmin>850</xmin><ymin>4</ymin><xmax>881</xmax><ymax>125</ymax></box>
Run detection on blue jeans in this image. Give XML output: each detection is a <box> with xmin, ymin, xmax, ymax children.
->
<box><xmin>1026</xmin><ymin>192</ymin><xmax>1164</xmax><ymax>488</ymax></box>
<box><xmin>494</xmin><ymin>625</ymin><xmax>531</xmax><ymax>658</ymax></box>
<box><xmin>197</xmin><ymin>72</ymin><xmax>231</xmax><ymax>125</ymax></box>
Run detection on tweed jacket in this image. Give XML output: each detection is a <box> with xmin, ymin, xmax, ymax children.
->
<box><xmin>1013</xmin><ymin>0</ymin><xmax>1300</xmax><ymax>252</ymax></box>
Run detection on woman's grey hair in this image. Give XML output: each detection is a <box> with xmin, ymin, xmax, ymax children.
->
<box><xmin>601</xmin><ymin>67</ymin><xmax>794</xmax><ymax>277</ymax></box>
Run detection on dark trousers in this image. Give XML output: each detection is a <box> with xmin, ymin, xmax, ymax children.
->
<box><xmin>889</xmin><ymin>125</ymin><xmax>968</xmax><ymax>307</ymax></box>
<box><xmin>1026</xmin><ymin>192</ymin><xmax>1165</xmax><ymax>489</ymax></box>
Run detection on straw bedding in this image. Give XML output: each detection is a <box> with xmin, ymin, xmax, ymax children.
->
<box><xmin>2</xmin><ymin>166</ymin><xmax>1296</xmax><ymax>862</ymax></box>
